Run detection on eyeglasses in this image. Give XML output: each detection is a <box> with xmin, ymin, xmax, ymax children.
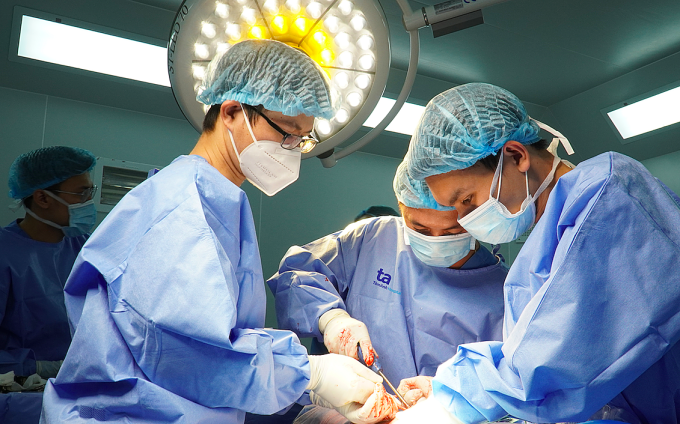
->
<box><xmin>253</xmin><ymin>109</ymin><xmax>318</xmax><ymax>154</ymax></box>
<box><xmin>50</xmin><ymin>185</ymin><xmax>98</xmax><ymax>203</ymax></box>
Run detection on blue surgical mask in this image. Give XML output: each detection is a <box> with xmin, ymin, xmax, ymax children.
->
<box><xmin>25</xmin><ymin>191</ymin><xmax>97</xmax><ymax>237</ymax></box>
<box><xmin>458</xmin><ymin>149</ymin><xmax>560</xmax><ymax>245</ymax></box>
<box><xmin>403</xmin><ymin>224</ymin><xmax>476</xmax><ymax>268</ymax></box>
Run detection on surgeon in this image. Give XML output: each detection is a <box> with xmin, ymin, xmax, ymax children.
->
<box><xmin>1</xmin><ymin>146</ymin><xmax>97</xmax><ymax>379</ymax></box>
<box><xmin>0</xmin><ymin>146</ymin><xmax>96</xmax><ymax>424</ymax></box>
<box><xmin>269</xmin><ymin>160</ymin><xmax>508</xmax><ymax>424</ymax></box>
<box><xmin>392</xmin><ymin>83</ymin><xmax>680</xmax><ymax>424</ymax></box>
<box><xmin>40</xmin><ymin>40</ymin><xmax>383</xmax><ymax>424</ymax></box>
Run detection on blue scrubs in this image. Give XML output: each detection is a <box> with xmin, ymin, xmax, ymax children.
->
<box><xmin>40</xmin><ymin>155</ymin><xmax>310</xmax><ymax>424</ymax></box>
<box><xmin>433</xmin><ymin>152</ymin><xmax>680</xmax><ymax>424</ymax></box>
<box><xmin>0</xmin><ymin>220</ymin><xmax>86</xmax><ymax>376</ymax></box>
<box><xmin>268</xmin><ymin>216</ymin><xmax>508</xmax><ymax>386</ymax></box>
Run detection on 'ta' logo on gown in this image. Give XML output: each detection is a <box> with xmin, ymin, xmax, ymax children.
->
<box><xmin>373</xmin><ymin>269</ymin><xmax>400</xmax><ymax>294</ymax></box>
<box><xmin>376</xmin><ymin>268</ymin><xmax>391</xmax><ymax>285</ymax></box>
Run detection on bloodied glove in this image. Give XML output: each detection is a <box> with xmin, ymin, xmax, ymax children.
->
<box><xmin>397</xmin><ymin>376</ymin><xmax>433</xmax><ymax>405</ymax></box>
<box><xmin>309</xmin><ymin>383</ymin><xmax>398</xmax><ymax>424</ymax></box>
<box><xmin>319</xmin><ymin>309</ymin><xmax>376</xmax><ymax>365</ymax></box>
<box><xmin>307</xmin><ymin>354</ymin><xmax>382</xmax><ymax>407</ymax></box>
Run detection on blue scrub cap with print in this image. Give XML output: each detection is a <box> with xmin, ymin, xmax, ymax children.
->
<box><xmin>406</xmin><ymin>83</ymin><xmax>541</xmax><ymax>180</ymax></box>
<box><xmin>197</xmin><ymin>39</ymin><xmax>336</xmax><ymax>120</ymax></box>
<box><xmin>393</xmin><ymin>160</ymin><xmax>456</xmax><ymax>211</ymax></box>
<box><xmin>9</xmin><ymin>146</ymin><xmax>96</xmax><ymax>199</ymax></box>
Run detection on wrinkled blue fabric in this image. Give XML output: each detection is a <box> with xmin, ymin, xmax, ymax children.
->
<box><xmin>268</xmin><ymin>216</ymin><xmax>507</xmax><ymax>385</ymax></box>
<box><xmin>406</xmin><ymin>83</ymin><xmax>540</xmax><ymax>180</ymax></box>
<box><xmin>0</xmin><ymin>392</ymin><xmax>44</xmax><ymax>424</ymax></box>
<box><xmin>432</xmin><ymin>152</ymin><xmax>680</xmax><ymax>424</ymax></box>
<box><xmin>0</xmin><ymin>220</ymin><xmax>86</xmax><ymax>376</ymax></box>
<box><xmin>197</xmin><ymin>40</ymin><xmax>335</xmax><ymax>120</ymax></box>
<box><xmin>40</xmin><ymin>155</ymin><xmax>311</xmax><ymax>424</ymax></box>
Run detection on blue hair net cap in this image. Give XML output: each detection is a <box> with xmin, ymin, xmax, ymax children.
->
<box><xmin>197</xmin><ymin>39</ymin><xmax>336</xmax><ymax>120</ymax></box>
<box><xmin>393</xmin><ymin>161</ymin><xmax>456</xmax><ymax>211</ymax></box>
<box><xmin>406</xmin><ymin>82</ymin><xmax>540</xmax><ymax>180</ymax></box>
<box><xmin>8</xmin><ymin>146</ymin><xmax>97</xmax><ymax>199</ymax></box>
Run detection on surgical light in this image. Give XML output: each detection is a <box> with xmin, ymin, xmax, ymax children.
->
<box><xmin>605</xmin><ymin>84</ymin><xmax>680</xmax><ymax>142</ymax></box>
<box><xmin>169</xmin><ymin>0</ymin><xmax>391</xmax><ymax>153</ymax></box>
<box><xmin>169</xmin><ymin>0</ymin><xmax>419</xmax><ymax>167</ymax></box>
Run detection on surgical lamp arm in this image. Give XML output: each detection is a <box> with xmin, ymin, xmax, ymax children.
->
<box><xmin>327</xmin><ymin>0</ymin><xmax>419</xmax><ymax>165</ymax></box>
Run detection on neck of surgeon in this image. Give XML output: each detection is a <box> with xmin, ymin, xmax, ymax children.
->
<box><xmin>191</xmin><ymin>101</ymin><xmax>247</xmax><ymax>188</ymax></box>
<box><xmin>525</xmin><ymin>146</ymin><xmax>571</xmax><ymax>222</ymax></box>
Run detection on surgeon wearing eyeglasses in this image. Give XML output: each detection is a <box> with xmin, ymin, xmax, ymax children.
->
<box><xmin>391</xmin><ymin>83</ymin><xmax>680</xmax><ymax>424</ymax></box>
<box><xmin>40</xmin><ymin>40</ymin><xmax>382</xmax><ymax>424</ymax></box>
<box><xmin>0</xmin><ymin>146</ymin><xmax>96</xmax><ymax>422</ymax></box>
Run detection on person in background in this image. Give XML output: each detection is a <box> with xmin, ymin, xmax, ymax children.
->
<box><xmin>353</xmin><ymin>205</ymin><xmax>400</xmax><ymax>222</ymax></box>
<box><xmin>40</xmin><ymin>40</ymin><xmax>387</xmax><ymax>424</ymax></box>
<box><xmin>393</xmin><ymin>83</ymin><xmax>680</xmax><ymax>424</ymax></box>
<box><xmin>0</xmin><ymin>146</ymin><xmax>97</xmax><ymax>423</ymax></box>
<box><xmin>269</xmin><ymin>160</ymin><xmax>508</xmax><ymax>424</ymax></box>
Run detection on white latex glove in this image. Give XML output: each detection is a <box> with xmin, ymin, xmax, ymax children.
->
<box><xmin>310</xmin><ymin>383</ymin><xmax>398</xmax><ymax>424</ymax></box>
<box><xmin>319</xmin><ymin>309</ymin><xmax>375</xmax><ymax>364</ymax></box>
<box><xmin>397</xmin><ymin>376</ymin><xmax>433</xmax><ymax>406</ymax></box>
<box><xmin>392</xmin><ymin>396</ymin><xmax>464</xmax><ymax>424</ymax></box>
<box><xmin>307</xmin><ymin>354</ymin><xmax>383</xmax><ymax>407</ymax></box>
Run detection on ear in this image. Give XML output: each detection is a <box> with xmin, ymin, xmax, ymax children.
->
<box><xmin>31</xmin><ymin>190</ymin><xmax>52</xmax><ymax>210</ymax></box>
<box><xmin>219</xmin><ymin>100</ymin><xmax>242</xmax><ymax>129</ymax></box>
<box><xmin>502</xmin><ymin>141</ymin><xmax>531</xmax><ymax>173</ymax></box>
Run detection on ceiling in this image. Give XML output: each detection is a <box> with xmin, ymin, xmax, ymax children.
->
<box><xmin>2</xmin><ymin>0</ymin><xmax>680</xmax><ymax>164</ymax></box>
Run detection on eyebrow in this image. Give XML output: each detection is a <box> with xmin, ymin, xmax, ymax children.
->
<box><xmin>447</xmin><ymin>187</ymin><xmax>466</xmax><ymax>205</ymax></box>
<box><xmin>273</xmin><ymin>116</ymin><xmax>312</xmax><ymax>134</ymax></box>
<box><xmin>410</xmin><ymin>219</ymin><xmax>462</xmax><ymax>231</ymax></box>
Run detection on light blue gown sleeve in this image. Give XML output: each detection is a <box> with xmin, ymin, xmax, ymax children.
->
<box><xmin>267</xmin><ymin>222</ymin><xmax>370</xmax><ymax>341</ymax></box>
<box><xmin>63</xmin><ymin>159</ymin><xmax>311</xmax><ymax>415</ymax></box>
<box><xmin>432</xmin><ymin>154</ymin><xmax>680</xmax><ymax>423</ymax></box>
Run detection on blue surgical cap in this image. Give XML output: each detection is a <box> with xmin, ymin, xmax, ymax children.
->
<box><xmin>393</xmin><ymin>161</ymin><xmax>455</xmax><ymax>211</ymax></box>
<box><xmin>197</xmin><ymin>39</ymin><xmax>335</xmax><ymax>120</ymax></box>
<box><xmin>406</xmin><ymin>83</ymin><xmax>540</xmax><ymax>180</ymax></box>
<box><xmin>9</xmin><ymin>146</ymin><xmax>97</xmax><ymax>199</ymax></box>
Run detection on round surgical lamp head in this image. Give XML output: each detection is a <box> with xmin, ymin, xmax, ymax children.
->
<box><xmin>168</xmin><ymin>0</ymin><xmax>390</xmax><ymax>159</ymax></box>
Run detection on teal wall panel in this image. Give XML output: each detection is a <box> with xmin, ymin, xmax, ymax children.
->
<box><xmin>1</xmin><ymin>87</ymin><xmax>49</xmax><ymax>225</ymax></box>
<box><xmin>0</xmin><ymin>86</ymin><xmax>405</xmax><ymax>334</ymax></box>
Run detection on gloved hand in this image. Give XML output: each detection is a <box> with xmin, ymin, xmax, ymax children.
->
<box><xmin>319</xmin><ymin>309</ymin><xmax>376</xmax><ymax>365</ymax></box>
<box><xmin>310</xmin><ymin>383</ymin><xmax>398</xmax><ymax>424</ymax></box>
<box><xmin>36</xmin><ymin>360</ymin><xmax>64</xmax><ymax>379</ymax></box>
<box><xmin>391</xmin><ymin>396</ymin><xmax>464</xmax><ymax>424</ymax></box>
<box><xmin>397</xmin><ymin>376</ymin><xmax>433</xmax><ymax>405</ymax></box>
<box><xmin>307</xmin><ymin>354</ymin><xmax>382</xmax><ymax>408</ymax></box>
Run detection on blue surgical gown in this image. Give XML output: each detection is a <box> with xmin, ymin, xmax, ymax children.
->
<box><xmin>40</xmin><ymin>155</ymin><xmax>310</xmax><ymax>424</ymax></box>
<box><xmin>0</xmin><ymin>220</ymin><xmax>86</xmax><ymax>376</ymax></box>
<box><xmin>433</xmin><ymin>152</ymin><xmax>680</xmax><ymax>424</ymax></box>
<box><xmin>268</xmin><ymin>216</ymin><xmax>508</xmax><ymax>386</ymax></box>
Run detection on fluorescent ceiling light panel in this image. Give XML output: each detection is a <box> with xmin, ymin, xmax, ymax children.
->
<box><xmin>364</xmin><ymin>97</ymin><xmax>425</xmax><ymax>136</ymax></box>
<box><xmin>607</xmin><ymin>85</ymin><xmax>680</xmax><ymax>139</ymax></box>
<box><xmin>18</xmin><ymin>15</ymin><xmax>170</xmax><ymax>87</ymax></box>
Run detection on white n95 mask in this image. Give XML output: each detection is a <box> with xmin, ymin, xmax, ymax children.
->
<box><xmin>458</xmin><ymin>149</ymin><xmax>560</xmax><ymax>245</ymax></box>
<box><xmin>403</xmin><ymin>224</ymin><xmax>476</xmax><ymax>268</ymax></box>
<box><xmin>228</xmin><ymin>108</ymin><xmax>301</xmax><ymax>197</ymax></box>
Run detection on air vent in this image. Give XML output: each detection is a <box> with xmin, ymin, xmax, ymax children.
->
<box><xmin>92</xmin><ymin>157</ymin><xmax>160</xmax><ymax>212</ymax></box>
<box><xmin>100</xmin><ymin>166</ymin><xmax>149</xmax><ymax>206</ymax></box>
